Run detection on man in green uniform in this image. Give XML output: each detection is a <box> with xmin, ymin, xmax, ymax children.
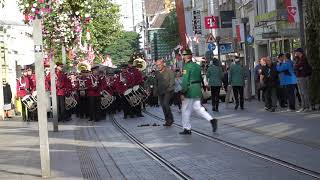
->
<box><xmin>180</xmin><ymin>49</ymin><xmax>218</xmax><ymax>134</ymax></box>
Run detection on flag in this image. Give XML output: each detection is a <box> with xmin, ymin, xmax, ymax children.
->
<box><xmin>284</xmin><ymin>0</ymin><xmax>299</xmax><ymax>23</ymax></box>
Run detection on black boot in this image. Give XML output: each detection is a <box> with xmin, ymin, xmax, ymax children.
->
<box><xmin>179</xmin><ymin>129</ymin><xmax>191</xmax><ymax>135</ymax></box>
<box><xmin>210</xmin><ymin>119</ymin><xmax>218</xmax><ymax>132</ymax></box>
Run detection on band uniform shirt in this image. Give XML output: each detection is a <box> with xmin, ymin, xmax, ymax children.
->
<box><xmin>155</xmin><ymin>68</ymin><xmax>175</xmax><ymax>96</ymax></box>
<box><xmin>182</xmin><ymin>61</ymin><xmax>203</xmax><ymax>98</ymax></box>
<box><xmin>16</xmin><ymin>76</ymin><xmax>30</xmax><ymax>98</ymax></box>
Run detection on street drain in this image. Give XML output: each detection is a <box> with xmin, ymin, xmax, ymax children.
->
<box><xmin>75</xmin><ymin>129</ymin><xmax>102</xmax><ymax>180</ymax></box>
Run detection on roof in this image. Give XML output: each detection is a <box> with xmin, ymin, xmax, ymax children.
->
<box><xmin>150</xmin><ymin>13</ymin><xmax>168</xmax><ymax>28</ymax></box>
<box><xmin>145</xmin><ymin>0</ymin><xmax>164</xmax><ymax>16</ymax></box>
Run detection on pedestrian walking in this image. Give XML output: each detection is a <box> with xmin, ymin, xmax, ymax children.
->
<box><xmin>155</xmin><ymin>59</ymin><xmax>175</xmax><ymax>126</ymax></box>
<box><xmin>3</xmin><ymin>80</ymin><xmax>12</xmax><ymax>118</ymax></box>
<box><xmin>276</xmin><ymin>53</ymin><xmax>297</xmax><ymax>111</ymax></box>
<box><xmin>206</xmin><ymin>58</ymin><xmax>223</xmax><ymax>112</ymax></box>
<box><xmin>229</xmin><ymin>59</ymin><xmax>245</xmax><ymax>110</ymax></box>
<box><xmin>260</xmin><ymin>57</ymin><xmax>279</xmax><ymax>112</ymax></box>
<box><xmin>294</xmin><ymin>48</ymin><xmax>312</xmax><ymax>112</ymax></box>
<box><xmin>180</xmin><ymin>49</ymin><xmax>217</xmax><ymax>135</ymax></box>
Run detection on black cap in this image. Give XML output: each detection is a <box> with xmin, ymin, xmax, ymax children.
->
<box><xmin>121</xmin><ymin>64</ymin><xmax>128</xmax><ymax>68</ymax></box>
<box><xmin>294</xmin><ymin>48</ymin><xmax>304</xmax><ymax>54</ymax></box>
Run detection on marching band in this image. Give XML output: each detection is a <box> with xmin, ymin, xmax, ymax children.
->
<box><xmin>16</xmin><ymin>61</ymin><xmax>148</xmax><ymax>122</ymax></box>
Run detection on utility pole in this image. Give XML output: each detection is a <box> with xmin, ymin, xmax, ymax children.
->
<box><xmin>209</xmin><ymin>0</ymin><xmax>221</xmax><ymax>62</ymax></box>
<box><xmin>131</xmin><ymin>0</ymin><xmax>135</xmax><ymax>32</ymax></box>
<box><xmin>175</xmin><ymin>0</ymin><xmax>187</xmax><ymax>48</ymax></box>
<box><xmin>33</xmin><ymin>17</ymin><xmax>51</xmax><ymax>178</ymax></box>
<box><xmin>298</xmin><ymin>0</ymin><xmax>305</xmax><ymax>49</ymax></box>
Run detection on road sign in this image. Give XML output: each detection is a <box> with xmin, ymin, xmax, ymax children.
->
<box><xmin>208</xmin><ymin>43</ymin><xmax>216</xmax><ymax>51</ymax></box>
<box><xmin>219</xmin><ymin>43</ymin><xmax>234</xmax><ymax>54</ymax></box>
<box><xmin>204</xmin><ymin>16</ymin><xmax>219</xmax><ymax>29</ymax></box>
<box><xmin>246</xmin><ymin>35</ymin><xmax>254</xmax><ymax>44</ymax></box>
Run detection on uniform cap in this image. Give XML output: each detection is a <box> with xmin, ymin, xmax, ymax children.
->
<box><xmin>182</xmin><ymin>49</ymin><xmax>193</xmax><ymax>55</ymax></box>
<box><xmin>294</xmin><ymin>48</ymin><xmax>304</xmax><ymax>54</ymax></box>
<box><xmin>91</xmin><ymin>64</ymin><xmax>100</xmax><ymax>71</ymax></box>
<box><xmin>56</xmin><ymin>62</ymin><xmax>64</xmax><ymax>66</ymax></box>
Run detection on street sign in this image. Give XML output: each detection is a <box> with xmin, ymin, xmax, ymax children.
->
<box><xmin>193</xmin><ymin>10</ymin><xmax>202</xmax><ymax>34</ymax></box>
<box><xmin>219</xmin><ymin>43</ymin><xmax>234</xmax><ymax>54</ymax></box>
<box><xmin>204</xmin><ymin>16</ymin><xmax>219</xmax><ymax>29</ymax></box>
<box><xmin>208</xmin><ymin>43</ymin><xmax>216</xmax><ymax>51</ymax></box>
<box><xmin>247</xmin><ymin>35</ymin><xmax>254</xmax><ymax>44</ymax></box>
<box><xmin>220</xmin><ymin>11</ymin><xmax>235</xmax><ymax>28</ymax></box>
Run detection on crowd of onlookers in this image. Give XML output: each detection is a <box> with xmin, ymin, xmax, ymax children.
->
<box><xmin>255</xmin><ymin>48</ymin><xmax>315</xmax><ymax>112</ymax></box>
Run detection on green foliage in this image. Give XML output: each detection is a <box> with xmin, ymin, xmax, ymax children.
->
<box><xmin>90</xmin><ymin>1</ymin><xmax>122</xmax><ymax>54</ymax></box>
<box><xmin>159</xmin><ymin>9</ymin><xmax>179</xmax><ymax>49</ymax></box>
<box><xmin>305</xmin><ymin>0</ymin><xmax>320</xmax><ymax>103</ymax></box>
<box><xmin>104</xmin><ymin>31</ymin><xmax>141</xmax><ymax>65</ymax></box>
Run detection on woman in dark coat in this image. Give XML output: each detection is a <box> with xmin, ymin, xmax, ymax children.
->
<box><xmin>3</xmin><ymin>80</ymin><xmax>13</xmax><ymax>118</ymax></box>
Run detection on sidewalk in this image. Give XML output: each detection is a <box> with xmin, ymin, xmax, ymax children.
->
<box><xmin>0</xmin><ymin>118</ymin><xmax>83</xmax><ymax>180</ymax></box>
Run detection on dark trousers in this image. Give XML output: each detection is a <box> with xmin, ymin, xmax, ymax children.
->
<box><xmin>79</xmin><ymin>96</ymin><xmax>88</xmax><ymax>118</ymax></box>
<box><xmin>159</xmin><ymin>91</ymin><xmax>174</xmax><ymax>123</ymax></box>
<box><xmin>57</xmin><ymin>95</ymin><xmax>66</xmax><ymax>122</ymax></box>
<box><xmin>264</xmin><ymin>86</ymin><xmax>277</xmax><ymax>109</ymax></box>
<box><xmin>284</xmin><ymin>84</ymin><xmax>296</xmax><ymax>110</ymax></box>
<box><xmin>210</xmin><ymin>86</ymin><xmax>221</xmax><ymax>110</ymax></box>
<box><xmin>121</xmin><ymin>96</ymin><xmax>131</xmax><ymax>118</ymax></box>
<box><xmin>232</xmin><ymin>86</ymin><xmax>244</xmax><ymax>108</ymax></box>
<box><xmin>173</xmin><ymin>91</ymin><xmax>182</xmax><ymax>110</ymax></box>
<box><xmin>278</xmin><ymin>87</ymin><xmax>287</xmax><ymax>107</ymax></box>
<box><xmin>88</xmin><ymin>96</ymin><xmax>100</xmax><ymax>121</ymax></box>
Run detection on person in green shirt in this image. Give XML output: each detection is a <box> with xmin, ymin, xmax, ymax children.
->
<box><xmin>206</xmin><ymin>57</ymin><xmax>223</xmax><ymax>112</ymax></box>
<box><xmin>180</xmin><ymin>49</ymin><xmax>218</xmax><ymax>135</ymax></box>
<box><xmin>229</xmin><ymin>59</ymin><xmax>245</xmax><ymax>110</ymax></box>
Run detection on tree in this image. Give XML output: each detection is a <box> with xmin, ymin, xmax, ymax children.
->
<box><xmin>305</xmin><ymin>0</ymin><xmax>320</xmax><ymax>103</ymax></box>
<box><xmin>159</xmin><ymin>9</ymin><xmax>179</xmax><ymax>49</ymax></box>
<box><xmin>104</xmin><ymin>31</ymin><xmax>141</xmax><ymax>65</ymax></box>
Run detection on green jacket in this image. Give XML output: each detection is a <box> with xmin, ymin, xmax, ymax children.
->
<box><xmin>206</xmin><ymin>64</ymin><xmax>223</xmax><ymax>87</ymax></box>
<box><xmin>182</xmin><ymin>61</ymin><xmax>203</xmax><ymax>98</ymax></box>
<box><xmin>229</xmin><ymin>62</ymin><xmax>245</xmax><ymax>86</ymax></box>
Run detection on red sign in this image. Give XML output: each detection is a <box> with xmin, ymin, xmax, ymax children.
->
<box><xmin>204</xmin><ymin>16</ymin><xmax>219</xmax><ymax>29</ymax></box>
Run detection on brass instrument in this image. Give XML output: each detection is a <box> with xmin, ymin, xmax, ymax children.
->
<box><xmin>77</xmin><ymin>61</ymin><xmax>91</xmax><ymax>73</ymax></box>
<box><xmin>133</xmin><ymin>58</ymin><xmax>147</xmax><ymax>71</ymax></box>
<box><xmin>100</xmin><ymin>90</ymin><xmax>115</xmax><ymax>109</ymax></box>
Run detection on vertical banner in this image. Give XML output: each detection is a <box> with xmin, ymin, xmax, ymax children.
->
<box><xmin>284</xmin><ymin>0</ymin><xmax>300</xmax><ymax>23</ymax></box>
<box><xmin>232</xmin><ymin>18</ymin><xmax>244</xmax><ymax>42</ymax></box>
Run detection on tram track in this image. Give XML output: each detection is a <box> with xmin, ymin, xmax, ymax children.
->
<box><xmin>172</xmin><ymin>108</ymin><xmax>320</xmax><ymax>150</ymax></box>
<box><xmin>144</xmin><ymin>110</ymin><xmax>320</xmax><ymax>179</ymax></box>
<box><xmin>110</xmin><ymin>115</ymin><xmax>193</xmax><ymax>180</ymax></box>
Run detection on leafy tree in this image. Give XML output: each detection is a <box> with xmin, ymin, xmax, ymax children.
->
<box><xmin>104</xmin><ymin>31</ymin><xmax>141</xmax><ymax>65</ymax></box>
<box><xmin>305</xmin><ymin>0</ymin><xmax>320</xmax><ymax>103</ymax></box>
<box><xmin>159</xmin><ymin>9</ymin><xmax>179</xmax><ymax>49</ymax></box>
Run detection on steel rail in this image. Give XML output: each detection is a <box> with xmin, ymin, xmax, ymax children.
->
<box><xmin>144</xmin><ymin>111</ymin><xmax>320</xmax><ymax>179</ymax></box>
<box><xmin>111</xmin><ymin>115</ymin><xmax>193</xmax><ymax>180</ymax></box>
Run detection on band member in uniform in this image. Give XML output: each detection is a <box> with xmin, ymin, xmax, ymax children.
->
<box><xmin>100</xmin><ymin>70</ymin><xmax>116</xmax><ymax>115</ymax></box>
<box><xmin>129</xmin><ymin>64</ymin><xmax>144</xmax><ymax>117</ymax></box>
<box><xmin>180</xmin><ymin>49</ymin><xmax>218</xmax><ymax>134</ymax></box>
<box><xmin>114</xmin><ymin>64</ymin><xmax>133</xmax><ymax>119</ymax></box>
<box><xmin>56</xmin><ymin>62</ymin><xmax>68</xmax><ymax>122</ymax></box>
<box><xmin>44</xmin><ymin>65</ymin><xmax>52</xmax><ymax>117</ymax></box>
<box><xmin>16</xmin><ymin>68</ymin><xmax>30</xmax><ymax>121</ymax></box>
<box><xmin>27</xmin><ymin>67</ymin><xmax>37</xmax><ymax>121</ymax></box>
<box><xmin>78</xmin><ymin>70</ymin><xmax>89</xmax><ymax>119</ymax></box>
<box><xmin>113</xmin><ymin>70</ymin><xmax>123</xmax><ymax>113</ymax></box>
<box><xmin>86</xmin><ymin>65</ymin><xmax>101</xmax><ymax>121</ymax></box>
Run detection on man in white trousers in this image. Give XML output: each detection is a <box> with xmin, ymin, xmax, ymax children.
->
<box><xmin>180</xmin><ymin>49</ymin><xmax>218</xmax><ymax>135</ymax></box>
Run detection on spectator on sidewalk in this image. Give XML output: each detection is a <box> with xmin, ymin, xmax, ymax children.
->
<box><xmin>276</xmin><ymin>53</ymin><xmax>297</xmax><ymax>111</ymax></box>
<box><xmin>207</xmin><ymin>58</ymin><xmax>223</xmax><ymax>112</ymax></box>
<box><xmin>294</xmin><ymin>48</ymin><xmax>312</xmax><ymax>112</ymax></box>
<box><xmin>3</xmin><ymin>80</ymin><xmax>13</xmax><ymax>118</ymax></box>
<box><xmin>255</xmin><ymin>59</ymin><xmax>265</xmax><ymax>101</ymax></box>
<box><xmin>155</xmin><ymin>59</ymin><xmax>175</xmax><ymax>126</ymax></box>
<box><xmin>260</xmin><ymin>57</ymin><xmax>279</xmax><ymax>112</ymax></box>
<box><xmin>229</xmin><ymin>59</ymin><xmax>245</xmax><ymax>110</ymax></box>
